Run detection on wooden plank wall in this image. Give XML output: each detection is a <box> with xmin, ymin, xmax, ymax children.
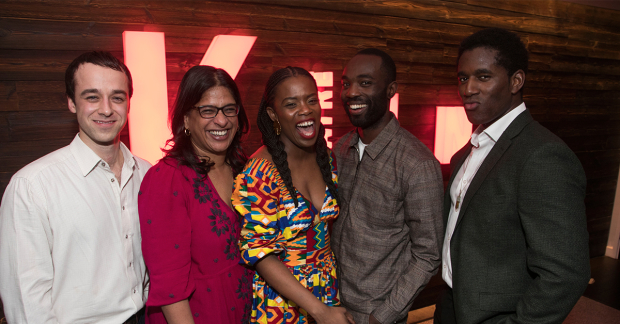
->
<box><xmin>0</xmin><ymin>0</ymin><xmax>619</xmax><ymax>311</ymax></box>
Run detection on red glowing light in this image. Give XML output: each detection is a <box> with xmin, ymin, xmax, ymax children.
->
<box><xmin>310</xmin><ymin>71</ymin><xmax>333</xmax><ymax>87</ymax></box>
<box><xmin>310</xmin><ymin>72</ymin><xmax>334</xmax><ymax>148</ymax></box>
<box><xmin>123</xmin><ymin>31</ymin><xmax>169</xmax><ymax>165</ymax></box>
<box><xmin>200</xmin><ymin>35</ymin><xmax>257</xmax><ymax>79</ymax></box>
<box><xmin>434</xmin><ymin>106</ymin><xmax>472</xmax><ymax>164</ymax></box>
<box><xmin>390</xmin><ymin>93</ymin><xmax>399</xmax><ymax>119</ymax></box>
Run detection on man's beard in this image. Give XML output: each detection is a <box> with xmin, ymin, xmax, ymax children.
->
<box><xmin>346</xmin><ymin>91</ymin><xmax>390</xmax><ymax>129</ymax></box>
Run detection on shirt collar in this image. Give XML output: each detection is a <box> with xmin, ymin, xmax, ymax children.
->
<box><xmin>350</xmin><ymin>113</ymin><xmax>399</xmax><ymax>160</ymax></box>
<box><xmin>69</xmin><ymin>133</ymin><xmax>138</xmax><ymax>177</ymax></box>
<box><xmin>470</xmin><ymin>102</ymin><xmax>527</xmax><ymax>147</ymax></box>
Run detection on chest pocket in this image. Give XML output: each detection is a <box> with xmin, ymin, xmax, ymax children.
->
<box><xmin>351</xmin><ymin>173</ymin><xmax>402</xmax><ymax>227</ymax></box>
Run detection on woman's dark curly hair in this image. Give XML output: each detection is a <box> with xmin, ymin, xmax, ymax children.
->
<box><xmin>257</xmin><ymin>66</ymin><xmax>337</xmax><ymax>207</ymax></box>
<box><xmin>163</xmin><ymin>65</ymin><xmax>249</xmax><ymax>177</ymax></box>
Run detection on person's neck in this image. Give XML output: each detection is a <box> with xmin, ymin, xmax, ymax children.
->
<box><xmin>79</xmin><ymin>132</ymin><xmax>124</xmax><ymax>169</ymax></box>
<box><xmin>358</xmin><ymin>111</ymin><xmax>392</xmax><ymax>144</ymax></box>
<box><xmin>284</xmin><ymin>141</ymin><xmax>317</xmax><ymax>165</ymax></box>
<box><xmin>196</xmin><ymin>150</ymin><xmax>228</xmax><ymax>170</ymax></box>
<box><xmin>79</xmin><ymin>132</ymin><xmax>125</xmax><ymax>183</ymax></box>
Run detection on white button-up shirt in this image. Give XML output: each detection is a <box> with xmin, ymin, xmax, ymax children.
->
<box><xmin>442</xmin><ymin>103</ymin><xmax>527</xmax><ymax>288</ymax></box>
<box><xmin>0</xmin><ymin>134</ymin><xmax>151</xmax><ymax>323</ymax></box>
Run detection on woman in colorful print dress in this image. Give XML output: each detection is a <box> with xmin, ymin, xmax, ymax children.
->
<box><xmin>139</xmin><ymin>66</ymin><xmax>253</xmax><ymax>323</ymax></box>
<box><xmin>232</xmin><ymin>67</ymin><xmax>354</xmax><ymax>324</ymax></box>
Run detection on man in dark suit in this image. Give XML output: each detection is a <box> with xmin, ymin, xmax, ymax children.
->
<box><xmin>434</xmin><ymin>28</ymin><xmax>591</xmax><ymax>324</ymax></box>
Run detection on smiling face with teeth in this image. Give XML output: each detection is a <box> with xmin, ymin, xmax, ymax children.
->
<box><xmin>68</xmin><ymin>63</ymin><xmax>129</xmax><ymax>149</ymax></box>
<box><xmin>184</xmin><ymin>86</ymin><xmax>239</xmax><ymax>159</ymax></box>
<box><xmin>341</xmin><ymin>54</ymin><xmax>397</xmax><ymax>135</ymax></box>
<box><xmin>267</xmin><ymin>75</ymin><xmax>321</xmax><ymax>151</ymax></box>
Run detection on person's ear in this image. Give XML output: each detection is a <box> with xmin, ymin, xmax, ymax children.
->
<box><xmin>183</xmin><ymin>114</ymin><xmax>190</xmax><ymax>130</ymax></box>
<box><xmin>67</xmin><ymin>96</ymin><xmax>77</xmax><ymax>113</ymax></box>
<box><xmin>510</xmin><ymin>70</ymin><xmax>525</xmax><ymax>94</ymax></box>
<box><xmin>266</xmin><ymin>107</ymin><xmax>277</xmax><ymax>122</ymax></box>
<box><xmin>387</xmin><ymin>81</ymin><xmax>398</xmax><ymax>99</ymax></box>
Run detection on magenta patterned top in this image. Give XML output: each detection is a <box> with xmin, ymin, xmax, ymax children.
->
<box><xmin>138</xmin><ymin>158</ymin><xmax>252</xmax><ymax>324</ymax></box>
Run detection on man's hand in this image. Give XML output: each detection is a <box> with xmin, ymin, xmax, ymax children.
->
<box><xmin>369</xmin><ymin>314</ymin><xmax>381</xmax><ymax>324</ymax></box>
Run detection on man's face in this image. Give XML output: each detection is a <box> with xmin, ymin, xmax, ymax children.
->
<box><xmin>457</xmin><ymin>47</ymin><xmax>515</xmax><ymax>127</ymax></box>
<box><xmin>341</xmin><ymin>54</ymin><xmax>391</xmax><ymax>129</ymax></box>
<box><xmin>68</xmin><ymin>63</ymin><xmax>129</xmax><ymax>148</ymax></box>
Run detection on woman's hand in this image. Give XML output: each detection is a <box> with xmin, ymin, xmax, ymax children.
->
<box><xmin>312</xmin><ymin>305</ymin><xmax>356</xmax><ymax>324</ymax></box>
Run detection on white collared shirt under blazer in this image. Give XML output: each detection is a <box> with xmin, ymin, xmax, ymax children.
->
<box><xmin>0</xmin><ymin>134</ymin><xmax>151</xmax><ymax>324</ymax></box>
<box><xmin>442</xmin><ymin>103</ymin><xmax>527</xmax><ymax>288</ymax></box>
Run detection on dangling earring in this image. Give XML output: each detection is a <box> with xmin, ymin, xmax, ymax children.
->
<box><xmin>184</xmin><ymin>128</ymin><xmax>191</xmax><ymax>136</ymax></box>
<box><xmin>273</xmin><ymin>120</ymin><xmax>281</xmax><ymax>136</ymax></box>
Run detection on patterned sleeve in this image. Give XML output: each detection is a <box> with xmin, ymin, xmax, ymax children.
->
<box><xmin>232</xmin><ymin>159</ymin><xmax>291</xmax><ymax>266</ymax></box>
<box><xmin>138</xmin><ymin>160</ymin><xmax>195</xmax><ymax>306</ymax></box>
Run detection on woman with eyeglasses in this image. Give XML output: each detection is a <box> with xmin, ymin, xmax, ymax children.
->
<box><xmin>138</xmin><ymin>66</ymin><xmax>253</xmax><ymax>323</ymax></box>
<box><xmin>232</xmin><ymin>67</ymin><xmax>354</xmax><ymax>324</ymax></box>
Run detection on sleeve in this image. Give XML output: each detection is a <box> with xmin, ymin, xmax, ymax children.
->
<box><xmin>372</xmin><ymin>158</ymin><xmax>445</xmax><ymax>324</ymax></box>
<box><xmin>138</xmin><ymin>163</ymin><xmax>195</xmax><ymax>307</ymax></box>
<box><xmin>500</xmin><ymin>143</ymin><xmax>590</xmax><ymax>324</ymax></box>
<box><xmin>232</xmin><ymin>162</ymin><xmax>290</xmax><ymax>266</ymax></box>
<box><xmin>0</xmin><ymin>176</ymin><xmax>58</xmax><ymax>324</ymax></box>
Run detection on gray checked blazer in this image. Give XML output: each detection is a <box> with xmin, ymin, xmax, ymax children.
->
<box><xmin>443</xmin><ymin>109</ymin><xmax>590</xmax><ymax>324</ymax></box>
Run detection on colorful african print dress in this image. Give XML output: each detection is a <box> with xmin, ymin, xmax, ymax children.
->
<box><xmin>232</xmin><ymin>154</ymin><xmax>340</xmax><ymax>324</ymax></box>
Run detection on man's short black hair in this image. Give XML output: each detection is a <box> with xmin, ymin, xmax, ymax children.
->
<box><xmin>457</xmin><ymin>28</ymin><xmax>529</xmax><ymax>77</ymax></box>
<box><xmin>65</xmin><ymin>51</ymin><xmax>133</xmax><ymax>103</ymax></box>
<box><xmin>355</xmin><ymin>48</ymin><xmax>397</xmax><ymax>84</ymax></box>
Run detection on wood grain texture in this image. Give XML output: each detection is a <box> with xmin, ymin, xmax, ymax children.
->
<box><xmin>0</xmin><ymin>0</ymin><xmax>619</xmax><ymax>310</ymax></box>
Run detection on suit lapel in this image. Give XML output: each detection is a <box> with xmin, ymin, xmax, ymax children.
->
<box><xmin>453</xmin><ymin>110</ymin><xmax>534</xmax><ymax>231</ymax></box>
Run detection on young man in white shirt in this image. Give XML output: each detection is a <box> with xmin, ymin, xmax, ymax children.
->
<box><xmin>435</xmin><ymin>28</ymin><xmax>590</xmax><ymax>324</ymax></box>
<box><xmin>0</xmin><ymin>51</ymin><xmax>151</xmax><ymax>324</ymax></box>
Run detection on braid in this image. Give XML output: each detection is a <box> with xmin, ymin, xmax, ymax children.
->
<box><xmin>257</xmin><ymin>67</ymin><xmax>300</xmax><ymax>206</ymax></box>
<box><xmin>258</xmin><ymin>66</ymin><xmax>338</xmax><ymax>208</ymax></box>
<box><xmin>315</xmin><ymin>124</ymin><xmax>338</xmax><ymax>203</ymax></box>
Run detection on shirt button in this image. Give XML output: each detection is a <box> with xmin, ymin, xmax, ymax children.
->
<box><xmin>129</xmin><ymin>262</ymin><xmax>132</xmax><ymax>267</ymax></box>
<box><xmin>101</xmin><ymin>162</ymin><xmax>106</xmax><ymax>167</ymax></box>
<box><xmin>125</xmin><ymin>235</ymin><xmax>129</xmax><ymax>239</ymax></box>
<box><xmin>133</xmin><ymin>288</ymin><xmax>137</xmax><ymax>293</ymax></box>
<box><xmin>111</xmin><ymin>178</ymin><xmax>115</xmax><ymax>182</ymax></box>
<box><xmin>122</xmin><ymin>206</ymin><xmax>125</xmax><ymax>210</ymax></box>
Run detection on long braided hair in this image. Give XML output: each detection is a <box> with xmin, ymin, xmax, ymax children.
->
<box><xmin>164</xmin><ymin>65</ymin><xmax>249</xmax><ymax>177</ymax></box>
<box><xmin>257</xmin><ymin>66</ymin><xmax>338</xmax><ymax>207</ymax></box>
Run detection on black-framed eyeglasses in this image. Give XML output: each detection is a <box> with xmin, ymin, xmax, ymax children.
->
<box><xmin>194</xmin><ymin>104</ymin><xmax>240</xmax><ymax>119</ymax></box>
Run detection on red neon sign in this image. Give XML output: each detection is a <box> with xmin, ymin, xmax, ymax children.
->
<box><xmin>434</xmin><ymin>106</ymin><xmax>472</xmax><ymax>164</ymax></box>
<box><xmin>123</xmin><ymin>31</ymin><xmax>169</xmax><ymax>165</ymax></box>
<box><xmin>200</xmin><ymin>35</ymin><xmax>257</xmax><ymax>79</ymax></box>
<box><xmin>310</xmin><ymin>71</ymin><xmax>334</xmax><ymax>148</ymax></box>
<box><xmin>390</xmin><ymin>93</ymin><xmax>399</xmax><ymax>119</ymax></box>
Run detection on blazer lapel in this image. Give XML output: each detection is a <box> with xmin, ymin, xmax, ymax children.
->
<box><xmin>453</xmin><ymin>110</ymin><xmax>534</xmax><ymax>230</ymax></box>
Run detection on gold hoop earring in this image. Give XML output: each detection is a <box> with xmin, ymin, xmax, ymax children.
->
<box><xmin>184</xmin><ymin>128</ymin><xmax>191</xmax><ymax>136</ymax></box>
<box><xmin>273</xmin><ymin>120</ymin><xmax>281</xmax><ymax>136</ymax></box>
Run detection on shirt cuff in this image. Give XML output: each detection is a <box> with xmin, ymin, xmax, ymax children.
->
<box><xmin>372</xmin><ymin>303</ymin><xmax>405</xmax><ymax>324</ymax></box>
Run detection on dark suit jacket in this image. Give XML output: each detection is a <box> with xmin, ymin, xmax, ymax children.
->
<box><xmin>443</xmin><ymin>110</ymin><xmax>590</xmax><ymax>324</ymax></box>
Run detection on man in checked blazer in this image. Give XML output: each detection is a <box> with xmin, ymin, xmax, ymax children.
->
<box><xmin>434</xmin><ymin>28</ymin><xmax>591</xmax><ymax>324</ymax></box>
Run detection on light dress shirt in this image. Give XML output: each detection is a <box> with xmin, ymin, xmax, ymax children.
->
<box><xmin>356</xmin><ymin>139</ymin><xmax>367</xmax><ymax>161</ymax></box>
<box><xmin>0</xmin><ymin>134</ymin><xmax>151</xmax><ymax>324</ymax></box>
<box><xmin>442</xmin><ymin>103</ymin><xmax>527</xmax><ymax>288</ymax></box>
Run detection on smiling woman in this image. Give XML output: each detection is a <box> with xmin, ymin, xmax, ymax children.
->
<box><xmin>137</xmin><ymin>65</ymin><xmax>253</xmax><ymax>324</ymax></box>
<box><xmin>231</xmin><ymin>67</ymin><xmax>353</xmax><ymax>324</ymax></box>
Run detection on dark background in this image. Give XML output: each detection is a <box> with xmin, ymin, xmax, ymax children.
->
<box><xmin>1</xmin><ymin>0</ymin><xmax>619</xmax><ymax>313</ymax></box>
